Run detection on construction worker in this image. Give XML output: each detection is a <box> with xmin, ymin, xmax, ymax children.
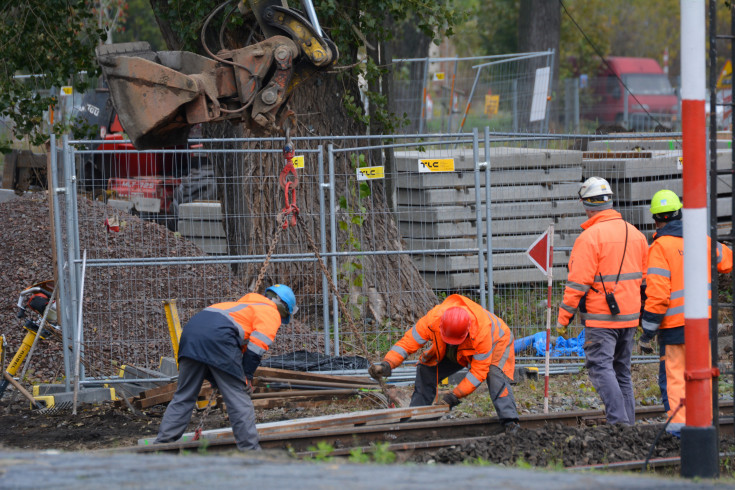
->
<box><xmin>555</xmin><ymin>177</ymin><xmax>648</xmax><ymax>425</ymax></box>
<box><xmin>155</xmin><ymin>284</ymin><xmax>297</xmax><ymax>450</ymax></box>
<box><xmin>368</xmin><ymin>294</ymin><xmax>520</xmax><ymax>432</ymax></box>
<box><xmin>639</xmin><ymin>190</ymin><xmax>732</xmax><ymax>435</ymax></box>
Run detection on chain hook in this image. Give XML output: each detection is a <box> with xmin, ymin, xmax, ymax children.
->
<box><xmin>278</xmin><ymin>113</ymin><xmax>299</xmax><ymax>229</ymax></box>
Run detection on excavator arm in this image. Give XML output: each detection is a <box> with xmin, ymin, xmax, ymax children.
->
<box><xmin>96</xmin><ymin>0</ymin><xmax>338</xmax><ymax>149</ymax></box>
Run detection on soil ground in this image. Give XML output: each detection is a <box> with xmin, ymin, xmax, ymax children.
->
<box><xmin>3</xmin><ymin>362</ymin><xmax>735</xmax><ymax>475</ymax></box>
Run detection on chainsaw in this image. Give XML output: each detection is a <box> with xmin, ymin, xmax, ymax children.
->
<box><xmin>0</xmin><ymin>281</ymin><xmax>61</xmax><ymax>401</ymax></box>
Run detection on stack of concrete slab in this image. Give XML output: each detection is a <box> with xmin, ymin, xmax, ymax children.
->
<box><xmin>394</xmin><ymin>147</ymin><xmax>586</xmax><ymax>288</ymax></box>
<box><xmin>177</xmin><ymin>202</ymin><xmax>228</xmax><ymax>255</ymax></box>
<box><xmin>583</xmin><ymin>137</ymin><xmax>733</xmax><ymax>237</ymax></box>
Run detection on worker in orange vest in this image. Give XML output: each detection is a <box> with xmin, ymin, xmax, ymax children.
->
<box><xmin>369</xmin><ymin>294</ymin><xmax>520</xmax><ymax>432</ymax></box>
<box><xmin>640</xmin><ymin>190</ymin><xmax>733</xmax><ymax>436</ymax></box>
<box><xmin>556</xmin><ymin>177</ymin><xmax>648</xmax><ymax>425</ymax></box>
<box><xmin>155</xmin><ymin>284</ymin><xmax>297</xmax><ymax>450</ymax></box>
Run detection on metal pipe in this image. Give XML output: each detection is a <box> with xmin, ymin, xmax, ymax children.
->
<box><xmin>62</xmin><ymin>134</ymin><xmax>79</xmax><ymax>391</ymax></box>
<box><xmin>300</xmin><ymin>0</ymin><xmax>322</xmax><ymax>37</ymax></box>
<box><xmin>318</xmin><ymin>145</ymin><xmax>330</xmax><ymax>355</ymax></box>
<box><xmin>50</xmin><ymin>134</ymin><xmax>71</xmax><ymax>391</ymax></box>
<box><xmin>484</xmin><ymin>126</ymin><xmax>494</xmax><ymax>312</ymax></box>
<box><xmin>328</xmin><ymin>144</ymin><xmax>339</xmax><ymax>356</ymax></box>
<box><xmin>72</xmin><ymin>249</ymin><xmax>87</xmax><ymax>415</ymax></box>
<box><xmin>471</xmin><ymin>128</ymin><xmax>486</xmax><ymax>308</ymax></box>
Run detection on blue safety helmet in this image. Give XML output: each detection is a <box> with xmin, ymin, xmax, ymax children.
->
<box><xmin>265</xmin><ymin>284</ymin><xmax>297</xmax><ymax>324</ymax></box>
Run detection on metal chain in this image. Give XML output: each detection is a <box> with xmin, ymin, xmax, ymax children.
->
<box><xmin>192</xmin><ymin>388</ymin><xmax>219</xmax><ymax>441</ymax></box>
<box><xmin>295</xmin><ymin>215</ymin><xmax>397</xmax><ymax>405</ymax></box>
<box><xmin>253</xmin><ymin>213</ymin><xmax>287</xmax><ymax>293</ymax></box>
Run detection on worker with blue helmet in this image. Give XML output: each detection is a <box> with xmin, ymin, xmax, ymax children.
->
<box><xmin>155</xmin><ymin>283</ymin><xmax>297</xmax><ymax>451</ymax></box>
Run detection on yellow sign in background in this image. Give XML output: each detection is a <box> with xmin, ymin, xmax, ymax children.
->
<box><xmin>485</xmin><ymin>94</ymin><xmax>500</xmax><ymax>115</ymax></box>
<box><xmin>356</xmin><ymin>166</ymin><xmax>385</xmax><ymax>180</ymax></box>
<box><xmin>292</xmin><ymin>155</ymin><xmax>305</xmax><ymax>169</ymax></box>
<box><xmin>418</xmin><ymin>158</ymin><xmax>455</xmax><ymax>173</ymax></box>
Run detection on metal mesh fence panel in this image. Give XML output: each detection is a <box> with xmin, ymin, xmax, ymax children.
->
<box><xmin>55</xmin><ymin>129</ymin><xmax>728</xmax><ymax>380</ymax></box>
<box><xmin>392</xmin><ymin>52</ymin><xmax>555</xmax><ymax>135</ymax></box>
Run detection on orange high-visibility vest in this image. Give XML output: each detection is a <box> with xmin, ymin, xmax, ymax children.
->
<box><xmin>558</xmin><ymin>209</ymin><xmax>648</xmax><ymax>328</ymax></box>
<box><xmin>384</xmin><ymin>294</ymin><xmax>514</xmax><ymax>399</ymax></box>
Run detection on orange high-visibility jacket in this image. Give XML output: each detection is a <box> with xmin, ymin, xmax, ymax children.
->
<box><xmin>384</xmin><ymin>294</ymin><xmax>514</xmax><ymax>399</ymax></box>
<box><xmin>178</xmin><ymin>293</ymin><xmax>282</xmax><ymax>379</ymax></box>
<box><xmin>206</xmin><ymin>293</ymin><xmax>282</xmax><ymax>356</ymax></box>
<box><xmin>558</xmin><ymin>209</ymin><xmax>648</xmax><ymax>328</ymax></box>
<box><xmin>642</xmin><ymin>220</ymin><xmax>733</xmax><ymax>333</ymax></box>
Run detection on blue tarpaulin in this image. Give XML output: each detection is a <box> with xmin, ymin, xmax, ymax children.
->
<box><xmin>513</xmin><ymin>329</ymin><xmax>586</xmax><ymax>357</ymax></box>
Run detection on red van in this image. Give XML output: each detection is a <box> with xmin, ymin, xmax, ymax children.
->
<box><xmin>592</xmin><ymin>57</ymin><xmax>679</xmax><ymax>130</ymax></box>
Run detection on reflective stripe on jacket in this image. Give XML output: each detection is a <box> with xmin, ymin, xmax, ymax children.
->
<box><xmin>641</xmin><ymin>220</ymin><xmax>733</xmax><ymax>333</ymax></box>
<box><xmin>557</xmin><ymin>209</ymin><xmax>648</xmax><ymax>329</ymax></box>
<box><xmin>383</xmin><ymin>294</ymin><xmax>515</xmax><ymax>399</ymax></box>
<box><xmin>178</xmin><ymin>293</ymin><xmax>282</xmax><ymax>379</ymax></box>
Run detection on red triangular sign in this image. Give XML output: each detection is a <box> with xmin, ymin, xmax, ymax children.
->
<box><xmin>526</xmin><ymin>229</ymin><xmax>549</xmax><ymax>274</ymax></box>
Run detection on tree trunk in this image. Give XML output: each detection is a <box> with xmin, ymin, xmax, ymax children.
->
<box><xmin>148</xmin><ymin>1</ymin><xmax>438</xmax><ymax>347</ymax></box>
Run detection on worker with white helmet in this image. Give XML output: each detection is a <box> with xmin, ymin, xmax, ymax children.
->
<box><xmin>556</xmin><ymin>177</ymin><xmax>648</xmax><ymax>425</ymax></box>
<box><xmin>640</xmin><ymin>190</ymin><xmax>732</xmax><ymax>436</ymax></box>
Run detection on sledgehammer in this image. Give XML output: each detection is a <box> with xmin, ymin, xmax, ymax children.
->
<box><xmin>2</xmin><ymin>371</ymin><xmax>40</xmax><ymax>409</ymax></box>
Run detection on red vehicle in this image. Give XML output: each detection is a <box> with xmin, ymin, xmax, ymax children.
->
<box><xmin>74</xmin><ymin>88</ymin><xmax>208</xmax><ymax>227</ymax></box>
<box><xmin>592</xmin><ymin>57</ymin><xmax>679</xmax><ymax>130</ymax></box>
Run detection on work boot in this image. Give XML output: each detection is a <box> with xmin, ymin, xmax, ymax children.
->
<box><xmin>504</xmin><ymin>421</ymin><xmax>521</xmax><ymax>434</ymax></box>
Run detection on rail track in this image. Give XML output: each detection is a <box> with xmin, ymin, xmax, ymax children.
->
<box><xmin>125</xmin><ymin>400</ymin><xmax>734</xmax><ymax>465</ymax></box>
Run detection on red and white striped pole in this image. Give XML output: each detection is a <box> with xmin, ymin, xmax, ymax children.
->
<box><xmin>680</xmin><ymin>0</ymin><xmax>718</xmax><ymax>478</ymax></box>
<box><xmin>543</xmin><ymin>225</ymin><xmax>554</xmax><ymax>414</ymax></box>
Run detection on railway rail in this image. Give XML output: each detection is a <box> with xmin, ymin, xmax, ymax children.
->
<box><xmin>122</xmin><ymin>400</ymin><xmax>734</xmax><ymax>461</ymax></box>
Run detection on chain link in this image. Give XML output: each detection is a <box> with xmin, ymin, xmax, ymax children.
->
<box><xmin>192</xmin><ymin>388</ymin><xmax>218</xmax><ymax>441</ymax></box>
<box><xmin>296</xmin><ymin>215</ymin><xmax>397</xmax><ymax>405</ymax></box>
<box><xmin>253</xmin><ymin>213</ymin><xmax>286</xmax><ymax>293</ymax></box>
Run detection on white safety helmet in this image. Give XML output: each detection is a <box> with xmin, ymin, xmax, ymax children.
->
<box><xmin>578</xmin><ymin>176</ymin><xmax>613</xmax><ymax>210</ymax></box>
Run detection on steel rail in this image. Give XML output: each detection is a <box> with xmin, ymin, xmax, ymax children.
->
<box><xmin>122</xmin><ymin>400</ymin><xmax>734</xmax><ymax>455</ymax></box>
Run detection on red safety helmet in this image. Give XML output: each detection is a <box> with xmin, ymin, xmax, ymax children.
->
<box><xmin>440</xmin><ymin>307</ymin><xmax>471</xmax><ymax>344</ymax></box>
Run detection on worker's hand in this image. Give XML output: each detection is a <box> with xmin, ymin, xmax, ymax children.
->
<box><xmin>434</xmin><ymin>392</ymin><xmax>460</xmax><ymax>409</ymax></box>
<box><xmin>638</xmin><ymin>330</ymin><xmax>656</xmax><ymax>355</ymax></box>
<box><xmin>244</xmin><ymin>377</ymin><xmax>253</xmax><ymax>396</ymax></box>
<box><xmin>554</xmin><ymin>322</ymin><xmax>569</xmax><ymax>339</ymax></box>
<box><xmin>368</xmin><ymin>361</ymin><xmax>392</xmax><ymax>380</ymax></box>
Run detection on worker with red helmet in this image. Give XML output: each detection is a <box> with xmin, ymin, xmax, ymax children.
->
<box><xmin>155</xmin><ymin>284</ymin><xmax>297</xmax><ymax>450</ymax></box>
<box><xmin>369</xmin><ymin>294</ymin><xmax>520</xmax><ymax>432</ymax></box>
<box><xmin>555</xmin><ymin>177</ymin><xmax>648</xmax><ymax>425</ymax></box>
<box><xmin>640</xmin><ymin>190</ymin><xmax>732</xmax><ymax>435</ymax></box>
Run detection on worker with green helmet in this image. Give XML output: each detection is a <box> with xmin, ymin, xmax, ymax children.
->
<box><xmin>640</xmin><ymin>190</ymin><xmax>732</xmax><ymax>436</ymax></box>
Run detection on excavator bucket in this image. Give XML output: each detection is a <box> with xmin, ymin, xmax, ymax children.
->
<box><xmin>96</xmin><ymin>42</ymin><xmax>214</xmax><ymax>149</ymax></box>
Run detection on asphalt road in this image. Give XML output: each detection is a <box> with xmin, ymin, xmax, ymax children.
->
<box><xmin>1</xmin><ymin>449</ymin><xmax>733</xmax><ymax>489</ymax></box>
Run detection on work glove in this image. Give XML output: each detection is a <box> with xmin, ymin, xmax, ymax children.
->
<box><xmin>554</xmin><ymin>322</ymin><xmax>569</xmax><ymax>339</ymax></box>
<box><xmin>638</xmin><ymin>330</ymin><xmax>656</xmax><ymax>355</ymax></box>
<box><xmin>434</xmin><ymin>391</ymin><xmax>460</xmax><ymax>409</ymax></box>
<box><xmin>368</xmin><ymin>361</ymin><xmax>392</xmax><ymax>380</ymax></box>
<box><xmin>244</xmin><ymin>377</ymin><xmax>253</xmax><ymax>396</ymax></box>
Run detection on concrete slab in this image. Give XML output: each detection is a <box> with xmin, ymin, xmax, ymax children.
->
<box><xmin>394</xmin><ymin>147</ymin><xmax>582</xmax><ymax>172</ymax></box>
<box><xmin>189</xmin><ymin>236</ymin><xmax>228</xmax><ymax>254</ymax></box>
<box><xmin>397</xmin><ymin>182</ymin><xmax>579</xmax><ymax>205</ymax></box>
<box><xmin>178</xmin><ymin>219</ymin><xmax>226</xmax><ymax>238</ymax></box>
<box><xmin>178</xmin><ymin>201</ymin><xmax>223</xmax><ymax>220</ymax></box>
<box><xmin>394</xmin><ymin>166</ymin><xmax>582</xmax><ymax>189</ymax></box>
<box><xmin>421</xmin><ymin>266</ymin><xmax>569</xmax><ymax>288</ymax></box>
<box><xmin>396</xmin><ymin>200</ymin><xmax>584</xmax><ymax>222</ymax></box>
<box><xmin>0</xmin><ymin>189</ymin><xmax>20</xmax><ymax>203</ymax></box>
<box><xmin>398</xmin><ymin>215</ymin><xmax>584</xmax><ymax>239</ymax></box>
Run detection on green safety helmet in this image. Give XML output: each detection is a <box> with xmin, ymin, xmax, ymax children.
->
<box><xmin>650</xmin><ymin>189</ymin><xmax>683</xmax><ymax>221</ymax></box>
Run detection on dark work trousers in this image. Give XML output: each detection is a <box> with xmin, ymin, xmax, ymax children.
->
<box><xmin>155</xmin><ymin>357</ymin><xmax>260</xmax><ymax>451</ymax></box>
<box><xmin>409</xmin><ymin>358</ymin><xmax>519</xmax><ymax>423</ymax></box>
<box><xmin>583</xmin><ymin>326</ymin><xmax>636</xmax><ymax>425</ymax></box>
